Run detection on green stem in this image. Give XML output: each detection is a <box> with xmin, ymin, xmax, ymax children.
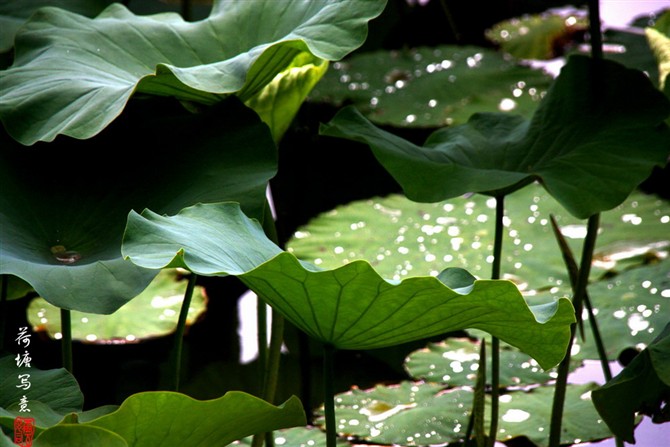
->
<box><xmin>60</xmin><ymin>308</ymin><xmax>73</xmax><ymax>373</ymax></box>
<box><xmin>473</xmin><ymin>340</ymin><xmax>486</xmax><ymax>447</ymax></box>
<box><xmin>323</xmin><ymin>343</ymin><xmax>337</xmax><ymax>447</ymax></box>
<box><xmin>251</xmin><ymin>196</ymin><xmax>285</xmax><ymax>447</ymax></box>
<box><xmin>549</xmin><ymin>215</ymin><xmax>612</xmax><ymax>382</ymax></box>
<box><xmin>172</xmin><ymin>272</ymin><xmax>197</xmax><ymax>392</ymax></box>
<box><xmin>549</xmin><ymin>214</ymin><xmax>600</xmax><ymax>447</ymax></box>
<box><xmin>486</xmin><ymin>195</ymin><xmax>505</xmax><ymax>447</ymax></box>
<box><xmin>588</xmin><ymin>0</ymin><xmax>603</xmax><ymax>61</ymax></box>
<box><xmin>438</xmin><ymin>0</ymin><xmax>462</xmax><ymax>43</ymax></box>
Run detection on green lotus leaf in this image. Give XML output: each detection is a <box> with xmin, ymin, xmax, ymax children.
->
<box><xmin>122</xmin><ymin>201</ymin><xmax>575</xmax><ymax>368</ymax></box>
<box><xmin>592</xmin><ymin>322</ymin><xmax>670</xmax><ymax>443</ymax></box>
<box><xmin>26</xmin><ymin>270</ymin><xmax>207</xmax><ymax>343</ymax></box>
<box><xmin>0</xmin><ymin>1</ymin><xmax>114</xmax><ymax>53</ymax></box>
<box><xmin>0</xmin><ymin>97</ymin><xmax>276</xmax><ymax>314</ymax></box>
<box><xmin>0</xmin><ymin>355</ymin><xmax>83</xmax><ymax>414</ymax></box>
<box><xmin>0</xmin><ymin>0</ymin><xmax>385</xmax><ymax>145</ymax></box>
<box><xmin>0</xmin><ymin>355</ymin><xmax>100</xmax><ymax>437</ymax></box>
<box><xmin>286</xmin><ymin>184</ymin><xmax>670</xmax><ymax>298</ymax></box>
<box><xmin>485</xmin><ymin>12</ymin><xmax>587</xmax><ymax>60</ymax></box>
<box><xmin>85</xmin><ymin>391</ymin><xmax>306</xmax><ymax>447</ymax></box>
<box><xmin>403</xmin><ymin>337</ymin><xmax>579</xmax><ymax>388</ymax></box>
<box><xmin>320</xmin><ymin>55</ymin><xmax>670</xmax><ymax>219</ymax></box>
<box><xmin>315</xmin><ymin>380</ymin><xmax>610</xmax><ymax>446</ymax></box>
<box><xmin>33</xmin><ymin>425</ymin><xmax>128</xmax><ymax>447</ymax></box>
<box><xmin>246</xmin><ymin>53</ymin><xmax>329</xmax><ymax>142</ymax></box>
<box><xmin>646</xmin><ymin>26</ymin><xmax>670</xmax><ymax>97</ymax></box>
<box><xmin>308</xmin><ymin>45</ymin><xmax>553</xmax><ymax>128</ymax></box>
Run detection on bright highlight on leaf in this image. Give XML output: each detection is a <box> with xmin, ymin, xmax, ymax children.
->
<box><xmin>122</xmin><ymin>202</ymin><xmax>575</xmax><ymax>369</ymax></box>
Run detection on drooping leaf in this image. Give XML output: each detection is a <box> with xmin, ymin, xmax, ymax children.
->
<box><xmin>0</xmin><ymin>0</ymin><xmax>386</xmax><ymax>145</ymax></box>
<box><xmin>592</xmin><ymin>322</ymin><xmax>670</xmax><ymax>443</ymax></box>
<box><xmin>122</xmin><ymin>201</ymin><xmax>575</xmax><ymax>368</ymax></box>
<box><xmin>85</xmin><ymin>391</ymin><xmax>306</xmax><ymax>447</ymax></box>
<box><xmin>308</xmin><ymin>45</ymin><xmax>553</xmax><ymax>128</ymax></box>
<box><xmin>0</xmin><ymin>97</ymin><xmax>276</xmax><ymax>314</ymax></box>
<box><xmin>320</xmin><ymin>55</ymin><xmax>670</xmax><ymax>219</ymax></box>
<box><xmin>26</xmin><ymin>270</ymin><xmax>207</xmax><ymax>343</ymax></box>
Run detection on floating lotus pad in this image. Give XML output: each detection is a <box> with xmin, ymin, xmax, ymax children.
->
<box><xmin>403</xmin><ymin>337</ymin><xmax>580</xmax><ymax>388</ymax></box>
<box><xmin>314</xmin><ymin>380</ymin><xmax>611</xmax><ymax>446</ymax></box>
<box><xmin>309</xmin><ymin>44</ymin><xmax>553</xmax><ymax>128</ymax></box>
<box><xmin>122</xmin><ymin>201</ymin><xmax>575</xmax><ymax>368</ymax></box>
<box><xmin>485</xmin><ymin>12</ymin><xmax>588</xmax><ymax>60</ymax></box>
<box><xmin>26</xmin><ymin>269</ymin><xmax>207</xmax><ymax>343</ymax></box>
<box><xmin>287</xmin><ymin>184</ymin><xmax>670</xmax><ymax>296</ymax></box>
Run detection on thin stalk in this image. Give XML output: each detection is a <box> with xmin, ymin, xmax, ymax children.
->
<box><xmin>587</xmin><ymin>0</ymin><xmax>603</xmax><ymax>61</ymax></box>
<box><xmin>172</xmin><ymin>272</ymin><xmax>197</xmax><ymax>391</ymax></box>
<box><xmin>486</xmin><ymin>195</ymin><xmax>505</xmax><ymax>447</ymax></box>
<box><xmin>549</xmin><ymin>215</ymin><xmax>613</xmax><ymax>382</ymax></box>
<box><xmin>323</xmin><ymin>343</ymin><xmax>337</xmax><ymax>447</ymax></box>
<box><xmin>473</xmin><ymin>340</ymin><xmax>487</xmax><ymax>447</ymax></box>
<box><xmin>251</xmin><ymin>196</ymin><xmax>286</xmax><ymax>447</ymax></box>
<box><xmin>60</xmin><ymin>308</ymin><xmax>73</xmax><ymax>373</ymax></box>
<box><xmin>438</xmin><ymin>0</ymin><xmax>462</xmax><ymax>44</ymax></box>
<box><xmin>549</xmin><ymin>214</ymin><xmax>600</xmax><ymax>447</ymax></box>
<box><xmin>0</xmin><ymin>276</ymin><xmax>7</xmax><ymax>352</ymax></box>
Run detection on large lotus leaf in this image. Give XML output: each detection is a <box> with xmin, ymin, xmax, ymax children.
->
<box><xmin>485</xmin><ymin>12</ymin><xmax>588</xmax><ymax>60</ymax></box>
<box><xmin>403</xmin><ymin>337</ymin><xmax>580</xmax><ymax>388</ymax></box>
<box><xmin>83</xmin><ymin>391</ymin><xmax>305</xmax><ymax>447</ymax></box>
<box><xmin>320</xmin><ymin>55</ymin><xmax>670</xmax><ymax>219</ymax></box>
<box><xmin>592</xmin><ymin>321</ymin><xmax>670</xmax><ymax>443</ymax></box>
<box><xmin>26</xmin><ymin>270</ymin><xmax>206</xmax><ymax>343</ymax></box>
<box><xmin>122</xmin><ymin>201</ymin><xmax>575</xmax><ymax>368</ymax></box>
<box><xmin>0</xmin><ymin>1</ymin><xmax>114</xmax><ymax>53</ymax></box>
<box><xmin>308</xmin><ymin>45</ymin><xmax>553</xmax><ymax>128</ymax></box>
<box><xmin>287</xmin><ymin>184</ymin><xmax>670</xmax><ymax>296</ymax></box>
<box><xmin>314</xmin><ymin>381</ymin><xmax>610</xmax><ymax>446</ymax></box>
<box><xmin>0</xmin><ymin>0</ymin><xmax>385</xmax><ymax>145</ymax></box>
<box><xmin>0</xmin><ymin>97</ymin><xmax>276</xmax><ymax>314</ymax></box>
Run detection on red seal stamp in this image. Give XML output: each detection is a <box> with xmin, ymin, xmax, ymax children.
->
<box><xmin>13</xmin><ymin>417</ymin><xmax>35</xmax><ymax>447</ymax></box>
